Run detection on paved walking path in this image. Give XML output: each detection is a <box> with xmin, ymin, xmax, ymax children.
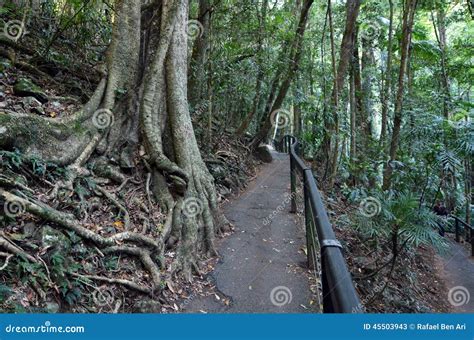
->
<box><xmin>184</xmin><ymin>152</ymin><xmax>318</xmax><ymax>313</ymax></box>
<box><xmin>439</xmin><ymin>238</ymin><xmax>474</xmax><ymax>313</ymax></box>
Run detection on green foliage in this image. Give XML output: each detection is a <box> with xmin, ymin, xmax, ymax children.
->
<box><xmin>0</xmin><ymin>150</ymin><xmax>66</xmax><ymax>181</ymax></box>
<box><xmin>348</xmin><ymin>189</ymin><xmax>448</xmax><ymax>252</ymax></box>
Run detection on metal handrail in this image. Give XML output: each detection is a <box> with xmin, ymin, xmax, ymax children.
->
<box><xmin>275</xmin><ymin>135</ymin><xmax>361</xmax><ymax>313</ymax></box>
<box><xmin>449</xmin><ymin>214</ymin><xmax>474</xmax><ymax>256</ymax></box>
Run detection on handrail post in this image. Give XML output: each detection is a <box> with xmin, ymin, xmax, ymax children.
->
<box><xmin>321</xmin><ymin>253</ymin><xmax>332</xmax><ymax>313</ymax></box>
<box><xmin>303</xmin><ymin>169</ymin><xmax>316</xmax><ymax>270</ymax></box>
<box><xmin>290</xmin><ymin>155</ymin><xmax>297</xmax><ymax>214</ymax></box>
<box><xmin>471</xmin><ymin>227</ymin><xmax>474</xmax><ymax>257</ymax></box>
<box><xmin>455</xmin><ymin>218</ymin><xmax>460</xmax><ymax>243</ymax></box>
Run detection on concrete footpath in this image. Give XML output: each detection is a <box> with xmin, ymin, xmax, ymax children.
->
<box><xmin>184</xmin><ymin>152</ymin><xmax>317</xmax><ymax>313</ymax></box>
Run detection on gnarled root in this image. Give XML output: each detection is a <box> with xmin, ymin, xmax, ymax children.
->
<box><xmin>48</xmin><ymin>133</ymin><xmax>102</xmax><ymax>200</ymax></box>
<box><xmin>0</xmin><ymin>188</ymin><xmax>163</xmax><ymax>290</ymax></box>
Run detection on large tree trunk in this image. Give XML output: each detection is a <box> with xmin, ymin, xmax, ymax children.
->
<box><xmin>382</xmin><ymin>0</ymin><xmax>418</xmax><ymax>190</ymax></box>
<box><xmin>0</xmin><ymin>0</ymin><xmax>227</xmax><ymax>285</ymax></box>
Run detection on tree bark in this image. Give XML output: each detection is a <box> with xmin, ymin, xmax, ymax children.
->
<box><xmin>323</xmin><ymin>0</ymin><xmax>361</xmax><ymax>186</ymax></box>
<box><xmin>382</xmin><ymin>0</ymin><xmax>418</xmax><ymax>190</ymax></box>
<box><xmin>235</xmin><ymin>0</ymin><xmax>268</xmax><ymax>136</ymax></box>
<box><xmin>188</xmin><ymin>0</ymin><xmax>212</xmax><ymax>109</ymax></box>
<box><xmin>380</xmin><ymin>0</ymin><xmax>394</xmax><ymax>147</ymax></box>
<box><xmin>249</xmin><ymin>0</ymin><xmax>314</xmax><ymax>150</ymax></box>
<box><xmin>432</xmin><ymin>8</ymin><xmax>451</xmax><ymax>118</ymax></box>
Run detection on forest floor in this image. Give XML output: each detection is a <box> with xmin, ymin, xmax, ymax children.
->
<box><xmin>327</xmin><ymin>195</ymin><xmax>454</xmax><ymax>313</ymax></box>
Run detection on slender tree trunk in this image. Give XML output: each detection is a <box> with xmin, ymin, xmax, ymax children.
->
<box><xmin>349</xmin><ymin>63</ymin><xmax>357</xmax><ymax>168</ymax></box>
<box><xmin>382</xmin><ymin>0</ymin><xmax>418</xmax><ymax>190</ymax></box>
<box><xmin>466</xmin><ymin>156</ymin><xmax>473</xmax><ymax>227</ymax></box>
<box><xmin>380</xmin><ymin>0</ymin><xmax>394</xmax><ymax>147</ymax></box>
<box><xmin>323</xmin><ymin>0</ymin><xmax>361</xmax><ymax>186</ymax></box>
<box><xmin>249</xmin><ymin>0</ymin><xmax>314</xmax><ymax>150</ymax></box>
<box><xmin>293</xmin><ymin>79</ymin><xmax>302</xmax><ymax>138</ymax></box>
<box><xmin>361</xmin><ymin>37</ymin><xmax>374</xmax><ymax>140</ymax></box>
<box><xmin>188</xmin><ymin>0</ymin><xmax>211</xmax><ymax>108</ymax></box>
<box><xmin>328</xmin><ymin>0</ymin><xmax>338</xmax><ymax>105</ymax></box>
<box><xmin>432</xmin><ymin>8</ymin><xmax>451</xmax><ymax>118</ymax></box>
<box><xmin>235</xmin><ymin>0</ymin><xmax>268</xmax><ymax>136</ymax></box>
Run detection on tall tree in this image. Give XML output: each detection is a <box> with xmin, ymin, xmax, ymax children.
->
<box><xmin>0</xmin><ymin>0</ymin><xmax>229</xmax><ymax>283</ymax></box>
<box><xmin>382</xmin><ymin>0</ymin><xmax>418</xmax><ymax>190</ymax></box>
<box><xmin>249</xmin><ymin>0</ymin><xmax>314</xmax><ymax>150</ymax></box>
<box><xmin>380</xmin><ymin>0</ymin><xmax>395</xmax><ymax>147</ymax></box>
<box><xmin>431</xmin><ymin>4</ymin><xmax>451</xmax><ymax>118</ymax></box>
<box><xmin>235</xmin><ymin>0</ymin><xmax>268</xmax><ymax>136</ymax></box>
<box><xmin>188</xmin><ymin>0</ymin><xmax>212</xmax><ymax>109</ymax></box>
<box><xmin>322</xmin><ymin>0</ymin><xmax>361</xmax><ymax>185</ymax></box>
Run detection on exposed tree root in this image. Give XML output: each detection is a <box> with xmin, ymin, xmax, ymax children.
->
<box><xmin>102</xmin><ymin>246</ymin><xmax>161</xmax><ymax>287</ymax></box>
<box><xmin>95</xmin><ymin>186</ymin><xmax>131</xmax><ymax>230</ymax></box>
<box><xmin>0</xmin><ymin>188</ymin><xmax>162</xmax><ymax>289</ymax></box>
<box><xmin>71</xmin><ymin>273</ymin><xmax>151</xmax><ymax>295</ymax></box>
<box><xmin>48</xmin><ymin>134</ymin><xmax>101</xmax><ymax>200</ymax></box>
<box><xmin>0</xmin><ymin>234</ymin><xmax>37</xmax><ymax>263</ymax></box>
